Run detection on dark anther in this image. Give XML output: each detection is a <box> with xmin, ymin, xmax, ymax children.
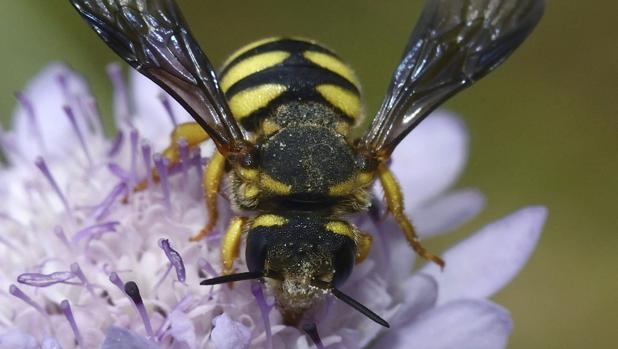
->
<box><xmin>124</xmin><ymin>281</ymin><xmax>143</xmax><ymax>305</ymax></box>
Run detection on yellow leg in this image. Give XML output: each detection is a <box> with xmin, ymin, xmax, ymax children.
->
<box><xmin>355</xmin><ymin>232</ymin><xmax>373</xmax><ymax>264</ymax></box>
<box><xmin>378</xmin><ymin>164</ymin><xmax>445</xmax><ymax>268</ymax></box>
<box><xmin>189</xmin><ymin>151</ymin><xmax>226</xmax><ymax>241</ymax></box>
<box><xmin>161</xmin><ymin>122</ymin><xmax>210</xmax><ymax>164</ymax></box>
<box><xmin>221</xmin><ymin>216</ymin><xmax>247</xmax><ymax>275</ymax></box>
<box><xmin>135</xmin><ymin>122</ymin><xmax>210</xmax><ymax>191</ymax></box>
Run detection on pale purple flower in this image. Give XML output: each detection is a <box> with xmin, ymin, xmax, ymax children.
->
<box><xmin>0</xmin><ymin>63</ymin><xmax>546</xmax><ymax>349</ymax></box>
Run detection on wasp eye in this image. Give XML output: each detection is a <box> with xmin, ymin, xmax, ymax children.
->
<box><xmin>331</xmin><ymin>243</ymin><xmax>354</xmax><ymax>287</ymax></box>
<box><xmin>245</xmin><ymin>230</ymin><xmax>268</xmax><ymax>273</ymax></box>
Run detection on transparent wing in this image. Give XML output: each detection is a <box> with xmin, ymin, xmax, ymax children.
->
<box><xmin>358</xmin><ymin>0</ymin><xmax>544</xmax><ymax>158</ymax></box>
<box><xmin>70</xmin><ymin>0</ymin><xmax>251</xmax><ymax>156</ymax></box>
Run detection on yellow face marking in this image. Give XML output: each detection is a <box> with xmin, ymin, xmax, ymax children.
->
<box><xmin>252</xmin><ymin>214</ymin><xmax>288</xmax><ymax>228</ymax></box>
<box><xmin>315</xmin><ymin>84</ymin><xmax>361</xmax><ymax>119</ymax></box>
<box><xmin>325</xmin><ymin>221</ymin><xmax>355</xmax><ymax>239</ymax></box>
<box><xmin>303</xmin><ymin>51</ymin><xmax>361</xmax><ymax>88</ymax></box>
<box><xmin>222</xmin><ymin>37</ymin><xmax>282</xmax><ymax>68</ymax></box>
<box><xmin>261</xmin><ymin>119</ymin><xmax>282</xmax><ymax>136</ymax></box>
<box><xmin>228</xmin><ymin>84</ymin><xmax>287</xmax><ymax>119</ymax></box>
<box><xmin>328</xmin><ymin>176</ymin><xmax>356</xmax><ymax>196</ymax></box>
<box><xmin>221</xmin><ymin>51</ymin><xmax>290</xmax><ymax>93</ymax></box>
<box><xmin>260</xmin><ymin>173</ymin><xmax>292</xmax><ymax>195</ymax></box>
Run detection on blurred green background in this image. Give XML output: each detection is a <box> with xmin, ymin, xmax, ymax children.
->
<box><xmin>0</xmin><ymin>1</ymin><xmax>616</xmax><ymax>348</ymax></box>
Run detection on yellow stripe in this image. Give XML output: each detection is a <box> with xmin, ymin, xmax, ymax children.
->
<box><xmin>328</xmin><ymin>177</ymin><xmax>355</xmax><ymax>196</ymax></box>
<box><xmin>220</xmin><ymin>51</ymin><xmax>290</xmax><ymax>93</ymax></box>
<box><xmin>316</xmin><ymin>84</ymin><xmax>361</xmax><ymax>119</ymax></box>
<box><xmin>260</xmin><ymin>173</ymin><xmax>292</xmax><ymax>195</ymax></box>
<box><xmin>228</xmin><ymin>84</ymin><xmax>287</xmax><ymax>119</ymax></box>
<box><xmin>325</xmin><ymin>221</ymin><xmax>355</xmax><ymax>239</ymax></box>
<box><xmin>304</xmin><ymin>51</ymin><xmax>360</xmax><ymax>88</ymax></box>
<box><xmin>252</xmin><ymin>214</ymin><xmax>288</xmax><ymax>228</ymax></box>
<box><xmin>222</xmin><ymin>37</ymin><xmax>282</xmax><ymax>68</ymax></box>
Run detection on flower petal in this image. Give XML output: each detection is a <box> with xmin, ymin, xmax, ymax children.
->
<box><xmin>374</xmin><ymin>299</ymin><xmax>512</xmax><ymax>349</ymax></box>
<box><xmin>0</xmin><ymin>330</ymin><xmax>39</xmax><ymax>349</ymax></box>
<box><xmin>41</xmin><ymin>337</ymin><xmax>62</xmax><ymax>349</ymax></box>
<box><xmin>412</xmin><ymin>188</ymin><xmax>485</xmax><ymax>238</ymax></box>
<box><xmin>11</xmin><ymin>63</ymin><xmax>92</xmax><ymax>162</ymax></box>
<box><xmin>130</xmin><ymin>69</ymin><xmax>192</xmax><ymax>147</ymax></box>
<box><xmin>421</xmin><ymin>206</ymin><xmax>547</xmax><ymax>304</ymax></box>
<box><xmin>101</xmin><ymin>327</ymin><xmax>159</xmax><ymax>349</ymax></box>
<box><xmin>168</xmin><ymin>310</ymin><xmax>196</xmax><ymax>348</ymax></box>
<box><xmin>390</xmin><ymin>111</ymin><xmax>468</xmax><ymax>208</ymax></box>
<box><xmin>390</xmin><ymin>273</ymin><xmax>438</xmax><ymax>328</ymax></box>
<box><xmin>210</xmin><ymin>313</ymin><xmax>252</xmax><ymax>349</ymax></box>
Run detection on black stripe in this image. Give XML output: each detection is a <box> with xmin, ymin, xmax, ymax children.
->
<box><xmin>221</xmin><ymin>38</ymin><xmax>338</xmax><ymax>75</ymax></box>
<box><xmin>237</xmin><ymin>91</ymin><xmax>356</xmax><ymax>131</ymax></box>
<box><xmin>225</xmin><ymin>62</ymin><xmax>359</xmax><ymax>100</ymax></box>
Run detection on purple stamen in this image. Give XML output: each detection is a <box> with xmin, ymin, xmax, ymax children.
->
<box><xmin>153</xmin><ymin>154</ymin><xmax>172</xmax><ymax>211</ymax></box>
<box><xmin>197</xmin><ymin>258</ymin><xmax>218</xmax><ymax>278</ymax></box>
<box><xmin>15</xmin><ymin>92</ymin><xmax>45</xmax><ymax>152</ymax></box>
<box><xmin>193</xmin><ymin>149</ymin><xmax>204</xmax><ymax>200</ymax></box>
<box><xmin>178</xmin><ymin>139</ymin><xmax>190</xmax><ymax>189</ymax></box>
<box><xmin>108</xmin><ymin>131</ymin><xmax>124</xmax><ymax>157</ymax></box>
<box><xmin>63</xmin><ymin>105</ymin><xmax>92</xmax><ymax>166</ymax></box>
<box><xmin>56</xmin><ymin>71</ymin><xmax>71</xmax><ymax>102</ymax></box>
<box><xmin>106</xmin><ymin>63</ymin><xmax>131</xmax><ymax>126</ymax></box>
<box><xmin>35</xmin><ymin>157</ymin><xmax>72</xmax><ymax>216</ymax></box>
<box><xmin>158</xmin><ymin>239</ymin><xmax>186</xmax><ymax>283</ymax></box>
<box><xmin>159</xmin><ymin>93</ymin><xmax>178</xmax><ymax>127</ymax></box>
<box><xmin>71</xmin><ymin>263</ymin><xmax>96</xmax><ymax>296</ymax></box>
<box><xmin>141</xmin><ymin>142</ymin><xmax>153</xmax><ymax>187</ymax></box>
<box><xmin>251</xmin><ymin>282</ymin><xmax>273</xmax><ymax>349</ymax></box>
<box><xmin>92</xmin><ymin>182</ymin><xmax>127</xmax><ymax>221</ymax></box>
<box><xmin>124</xmin><ymin>281</ymin><xmax>154</xmax><ymax>338</ymax></box>
<box><xmin>60</xmin><ymin>300</ymin><xmax>84</xmax><ymax>349</ymax></box>
<box><xmin>130</xmin><ymin>129</ymin><xmax>139</xmax><ymax>185</ymax></box>
<box><xmin>83</xmin><ymin>96</ymin><xmax>104</xmax><ymax>135</ymax></box>
<box><xmin>72</xmin><ymin>221</ymin><xmax>119</xmax><ymax>244</ymax></box>
<box><xmin>153</xmin><ymin>265</ymin><xmax>173</xmax><ymax>292</ymax></box>
<box><xmin>108</xmin><ymin>272</ymin><xmax>125</xmax><ymax>292</ymax></box>
<box><xmin>9</xmin><ymin>284</ymin><xmax>46</xmax><ymax>315</ymax></box>
<box><xmin>108</xmin><ymin>163</ymin><xmax>131</xmax><ymax>181</ymax></box>
<box><xmin>54</xmin><ymin>225</ymin><xmax>72</xmax><ymax>248</ymax></box>
<box><xmin>17</xmin><ymin>271</ymin><xmax>76</xmax><ymax>287</ymax></box>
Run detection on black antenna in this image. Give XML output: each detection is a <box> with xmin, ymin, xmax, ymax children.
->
<box><xmin>312</xmin><ymin>279</ymin><xmax>390</xmax><ymax>328</ymax></box>
<box><xmin>200</xmin><ymin>271</ymin><xmax>263</xmax><ymax>285</ymax></box>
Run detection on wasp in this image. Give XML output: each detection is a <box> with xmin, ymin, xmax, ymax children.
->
<box><xmin>69</xmin><ymin>0</ymin><xmax>544</xmax><ymax>329</ymax></box>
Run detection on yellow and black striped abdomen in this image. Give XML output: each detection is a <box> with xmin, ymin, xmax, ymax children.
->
<box><xmin>220</xmin><ymin>38</ymin><xmax>362</xmax><ymax>132</ymax></box>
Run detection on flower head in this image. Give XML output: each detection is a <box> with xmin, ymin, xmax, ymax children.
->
<box><xmin>0</xmin><ymin>64</ymin><xmax>546</xmax><ymax>349</ymax></box>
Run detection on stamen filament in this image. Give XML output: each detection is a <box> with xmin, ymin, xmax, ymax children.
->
<box><xmin>106</xmin><ymin>63</ymin><xmax>130</xmax><ymax>126</ymax></box>
<box><xmin>71</xmin><ymin>263</ymin><xmax>96</xmax><ymax>296</ymax></box>
<box><xmin>108</xmin><ymin>131</ymin><xmax>124</xmax><ymax>157</ymax></box>
<box><xmin>9</xmin><ymin>284</ymin><xmax>46</xmax><ymax>315</ymax></box>
<box><xmin>159</xmin><ymin>93</ymin><xmax>177</xmax><ymax>127</ymax></box>
<box><xmin>60</xmin><ymin>300</ymin><xmax>84</xmax><ymax>349</ymax></box>
<box><xmin>158</xmin><ymin>239</ymin><xmax>186</xmax><ymax>283</ymax></box>
<box><xmin>63</xmin><ymin>105</ymin><xmax>92</xmax><ymax>166</ymax></box>
<box><xmin>153</xmin><ymin>154</ymin><xmax>172</xmax><ymax>211</ymax></box>
<box><xmin>251</xmin><ymin>282</ymin><xmax>273</xmax><ymax>349</ymax></box>
<box><xmin>35</xmin><ymin>157</ymin><xmax>72</xmax><ymax>216</ymax></box>
<box><xmin>124</xmin><ymin>281</ymin><xmax>154</xmax><ymax>338</ymax></box>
